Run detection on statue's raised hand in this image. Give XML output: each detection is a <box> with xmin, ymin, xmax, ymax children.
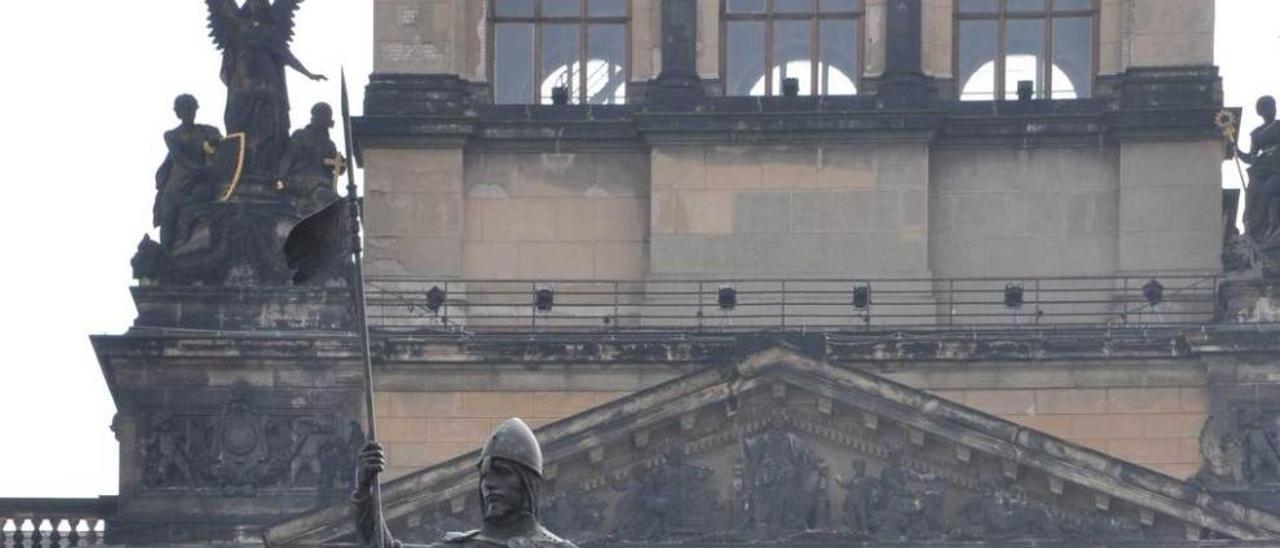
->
<box><xmin>356</xmin><ymin>441</ymin><xmax>387</xmax><ymax>496</ymax></box>
<box><xmin>311</xmin><ymin>74</ymin><xmax>329</xmax><ymax>82</ymax></box>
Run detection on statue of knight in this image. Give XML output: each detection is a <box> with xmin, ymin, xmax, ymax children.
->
<box><xmin>353</xmin><ymin>418</ymin><xmax>578</xmax><ymax>548</ymax></box>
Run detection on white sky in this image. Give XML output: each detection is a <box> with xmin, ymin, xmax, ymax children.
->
<box><xmin>0</xmin><ymin>1</ymin><xmax>1275</xmax><ymax>498</ymax></box>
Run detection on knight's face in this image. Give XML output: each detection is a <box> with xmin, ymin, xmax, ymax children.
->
<box><xmin>480</xmin><ymin>459</ymin><xmax>527</xmax><ymax>522</ymax></box>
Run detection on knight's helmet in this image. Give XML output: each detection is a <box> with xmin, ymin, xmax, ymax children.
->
<box><xmin>478</xmin><ymin>418</ymin><xmax>544</xmax><ymax>477</ymax></box>
<box><xmin>477</xmin><ymin>418</ymin><xmax>544</xmax><ymax>516</ymax></box>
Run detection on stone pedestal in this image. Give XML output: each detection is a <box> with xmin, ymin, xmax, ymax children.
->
<box><xmin>1217</xmin><ymin>279</ymin><xmax>1280</xmax><ymax>323</ymax></box>
<box><xmin>94</xmin><ymin>286</ymin><xmax>365</xmax><ymax>545</ymax></box>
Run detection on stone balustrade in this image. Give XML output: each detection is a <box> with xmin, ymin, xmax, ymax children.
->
<box><xmin>0</xmin><ymin>498</ymin><xmax>115</xmax><ymax>547</ymax></box>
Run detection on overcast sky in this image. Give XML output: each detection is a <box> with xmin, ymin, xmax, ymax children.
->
<box><xmin>0</xmin><ymin>1</ymin><xmax>1276</xmax><ymax>498</ymax></box>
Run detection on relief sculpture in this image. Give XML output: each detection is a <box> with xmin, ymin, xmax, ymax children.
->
<box><xmin>140</xmin><ymin>383</ymin><xmax>362</xmax><ymax>496</ymax></box>
<box><xmin>613</xmin><ymin>447</ymin><xmax>722</xmax><ymax>541</ymax></box>
<box><xmin>1199</xmin><ymin>406</ymin><xmax>1280</xmax><ymax>487</ymax></box>
<box><xmin>736</xmin><ymin>429</ymin><xmax>829</xmax><ymax>539</ymax></box>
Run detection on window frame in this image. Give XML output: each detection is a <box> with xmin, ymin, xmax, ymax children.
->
<box><xmin>488</xmin><ymin>0</ymin><xmax>634</xmax><ymax>105</ymax></box>
<box><xmin>719</xmin><ymin>0</ymin><xmax>867</xmax><ymax>97</ymax></box>
<box><xmin>952</xmin><ymin>0</ymin><xmax>1100</xmax><ymax>101</ymax></box>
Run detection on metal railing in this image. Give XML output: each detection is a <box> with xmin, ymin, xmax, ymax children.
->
<box><xmin>0</xmin><ymin>498</ymin><xmax>115</xmax><ymax>547</ymax></box>
<box><xmin>364</xmin><ymin>274</ymin><xmax>1222</xmax><ymax>334</ymax></box>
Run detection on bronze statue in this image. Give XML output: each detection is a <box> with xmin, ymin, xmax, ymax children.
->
<box><xmin>276</xmin><ymin>102</ymin><xmax>343</xmax><ymax>213</ymax></box>
<box><xmin>205</xmin><ymin>0</ymin><xmax>327</xmax><ymax>172</ymax></box>
<box><xmin>354</xmin><ymin>418</ymin><xmax>578</xmax><ymax>548</ymax></box>
<box><xmin>1237</xmin><ymin>96</ymin><xmax>1280</xmax><ymax>243</ymax></box>
<box><xmin>154</xmin><ymin>94</ymin><xmax>223</xmax><ymax>249</ymax></box>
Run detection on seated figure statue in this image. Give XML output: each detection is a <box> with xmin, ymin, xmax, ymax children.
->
<box><xmin>276</xmin><ymin>102</ymin><xmax>343</xmax><ymax>213</ymax></box>
<box><xmin>154</xmin><ymin>94</ymin><xmax>223</xmax><ymax>249</ymax></box>
<box><xmin>354</xmin><ymin>418</ymin><xmax>578</xmax><ymax>548</ymax></box>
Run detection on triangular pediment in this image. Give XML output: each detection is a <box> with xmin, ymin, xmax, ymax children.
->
<box><xmin>264</xmin><ymin>347</ymin><xmax>1280</xmax><ymax>546</ymax></box>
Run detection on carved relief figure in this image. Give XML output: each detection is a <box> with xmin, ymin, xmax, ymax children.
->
<box><xmin>205</xmin><ymin>0</ymin><xmax>327</xmax><ymax>172</ymax></box>
<box><xmin>540</xmin><ymin>487</ymin><xmax>607</xmax><ymax>541</ymax></box>
<box><xmin>1240</xmin><ymin>407</ymin><xmax>1280</xmax><ymax>483</ymax></box>
<box><xmin>143</xmin><ymin>415</ymin><xmax>196</xmax><ymax>486</ymax></box>
<box><xmin>289</xmin><ymin>418</ymin><xmax>330</xmax><ymax>485</ymax></box>
<box><xmin>1200</xmin><ymin>413</ymin><xmax>1248</xmax><ymax>484</ymax></box>
<box><xmin>614</xmin><ymin>447</ymin><xmax>721</xmax><ymax>541</ymax></box>
<box><xmin>354</xmin><ymin>418</ymin><xmax>577</xmax><ymax>547</ymax></box>
<box><xmin>837</xmin><ymin>458</ymin><xmax>881</xmax><ymax>535</ymax></box>
<box><xmin>871</xmin><ymin>444</ymin><xmax>945</xmax><ymax>540</ymax></box>
<box><xmin>953</xmin><ymin>478</ymin><xmax>1058</xmax><ymax>540</ymax></box>
<box><xmin>154</xmin><ymin>94</ymin><xmax>223</xmax><ymax>249</ymax></box>
<box><xmin>738</xmin><ymin>430</ymin><xmax>826</xmax><ymax>538</ymax></box>
<box><xmin>276</xmin><ymin>102</ymin><xmax>343</xmax><ymax>213</ymax></box>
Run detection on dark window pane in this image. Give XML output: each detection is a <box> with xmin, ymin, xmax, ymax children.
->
<box><xmin>957</xmin><ymin>19</ymin><xmax>998</xmax><ymax>100</ymax></box>
<box><xmin>495</xmin><ymin>0</ymin><xmax>535</xmax><ymax>17</ymax></box>
<box><xmin>957</xmin><ymin>0</ymin><xmax>997</xmax><ymax>13</ymax></box>
<box><xmin>1007</xmin><ymin>0</ymin><xmax>1047</xmax><ymax>13</ymax></box>
<box><xmin>540</xmin><ymin>23</ymin><xmax>581</xmax><ymax>103</ymax></box>
<box><xmin>818</xmin><ymin>19</ymin><xmax>859</xmax><ymax>94</ymax></box>
<box><xmin>495</xmin><ymin>24</ymin><xmax>535</xmax><ymax>104</ymax></box>
<box><xmin>1052</xmin><ymin>16</ymin><xmax>1092</xmax><ymax>98</ymax></box>
<box><xmin>1053</xmin><ymin>0</ymin><xmax>1093</xmax><ymax>10</ymax></box>
<box><xmin>775</xmin><ymin>0</ymin><xmax>814</xmax><ymax>13</ymax></box>
<box><xmin>542</xmin><ymin>0</ymin><xmax>580</xmax><ymax>17</ymax></box>
<box><xmin>726</xmin><ymin>20</ymin><xmax>766</xmax><ymax>95</ymax></box>
<box><xmin>820</xmin><ymin>0</ymin><xmax>861</xmax><ymax>12</ymax></box>
<box><xmin>726</xmin><ymin>0</ymin><xmax>767</xmax><ymax>14</ymax></box>
<box><xmin>773</xmin><ymin>20</ymin><xmax>813</xmax><ymax>95</ymax></box>
<box><xmin>1005</xmin><ymin>18</ymin><xmax>1046</xmax><ymax>99</ymax></box>
<box><xmin>587</xmin><ymin>24</ymin><xmax>627</xmax><ymax>104</ymax></box>
<box><xmin>588</xmin><ymin>0</ymin><xmax>627</xmax><ymax>17</ymax></box>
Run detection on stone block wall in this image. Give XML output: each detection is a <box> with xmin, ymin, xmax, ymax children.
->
<box><xmin>1118</xmin><ymin>140</ymin><xmax>1222</xmax><ymax>274</ymax></box>
<box><xmin>929</xmin><ymin>146</ymin><xmax>1121</xmax><ymax>277</ymax></box>
<box><xmin>374</xmin><ymin>0</ymin><xmax>486</xmax><ymax>79</ymax></box>
<box><xmin>374</xmin><ymin>390</ymin><xmax>631</xmax><ymax>480</ymax></box>
<box><xmin>1122</xmin><ymin>0</ymin><xmax>1215</xmax><ymax>69</ymax></box>
<box><xmin>887</xmin><ymin>361</ymin><xmax>1209</xmax><ymax>479</ymax></box>
<box><xmin>461</xmin><ymin>151</ymin><xmax>650</xmax><ymax>280</ymax></box>
<box><xmin>650</xmin><ymin>144</ymin><xmax>930</xmax><ymax>277</ymax></box>
<box><xmin>364</xmin><ymin>148</ymin><xmax>466</xmax><ymax>276</ymax></box>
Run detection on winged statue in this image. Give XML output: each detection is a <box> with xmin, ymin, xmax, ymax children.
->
<box><xmin>205</xmin><ymin>0</ymin><xmax>327</xmax><ymax>173</ymax></box>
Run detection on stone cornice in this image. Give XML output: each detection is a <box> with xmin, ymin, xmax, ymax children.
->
<box><xmin>354</xmin><ymin>67</ymin><xmax>1223</xmax><ymax>151</ymax></box>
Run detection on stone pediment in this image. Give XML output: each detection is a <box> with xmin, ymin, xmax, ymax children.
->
<box><xmin>263</xmin><ymin>348</ymin><xmax>1280</xmax><ymax>546</ymax></box>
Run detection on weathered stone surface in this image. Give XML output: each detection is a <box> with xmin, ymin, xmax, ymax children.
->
<box><xmin>263</xmin><ymin>346</ymin><xmax>1280</xmax><ymax>546</ymax></box>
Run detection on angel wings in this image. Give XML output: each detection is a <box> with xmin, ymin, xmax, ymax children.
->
<box><xmin>205</xmin><ymin>0</ymin><xmax>303</xmax><ymax>51</ymax></box>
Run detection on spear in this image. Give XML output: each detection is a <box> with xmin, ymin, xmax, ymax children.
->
<box><xmin>283</xmin><ymin>68</ymin><xmax>384</xmax><ymax>546</ymax></box>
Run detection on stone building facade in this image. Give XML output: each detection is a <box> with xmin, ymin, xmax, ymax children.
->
<box><xmin>12</xmin><ymin>1</ymin><xmax>1280</xmax><ymax>547</ymax></box>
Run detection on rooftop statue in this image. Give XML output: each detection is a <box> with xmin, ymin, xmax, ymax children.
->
<box><xmin>1237</xmin><ymin>97</ymin><xmax>1280</xmax><ymax>247</ymax></box>
<box><xmin>154</xmin><ymin>94</ymin><xmax>223</xmax><ymax>249</ymax></box>
<box><xmin>353</xmin><ymin>419</ymin><xmax>578</xmax><ymax>548</ymax></box>
<box><xmin>205</xmin><ymin>0</ymin><xmax>327</xmax><ymax>173</ymax></box>
<box><xmin>276</xmin><ymin>102</ymin><xmax>343</xmax><ymax>214</ymax></box>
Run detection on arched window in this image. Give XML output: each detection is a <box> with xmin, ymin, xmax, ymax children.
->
<box><xmin>955</xmin><ymin>0</ymin><xmax>1096</xmax><ymax>101</ymax></box>
<box><xmin>723</xmin><ymin>0</ymin><xmax>863</xmax><ymax>97</ymax></box>
<box><xmin>491</xmin><ymin>0</ymin><xmax>630</xmax><ymax>105</ymax></box>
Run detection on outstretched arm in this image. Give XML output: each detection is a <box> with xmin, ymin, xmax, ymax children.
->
<box><xmin>353</xmin><ymin>442</ymin><xmax>400</xmax><ymax>548</ymax></box>
<box><xmin>282</xmin><ymin>47</ymin><xmax>328</xmax><ymax>82</ymax></box>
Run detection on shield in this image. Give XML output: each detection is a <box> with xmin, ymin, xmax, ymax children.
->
<box><xmin>212</xmin><ymin>132</ymin><xmax>247</xmax><ymax>201</ymax></box>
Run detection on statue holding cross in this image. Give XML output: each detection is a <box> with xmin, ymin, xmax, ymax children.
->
<box><xmin>276</xmin><ymin>102</ymin><xmax>344</xmax><ymax>213</ymax></box>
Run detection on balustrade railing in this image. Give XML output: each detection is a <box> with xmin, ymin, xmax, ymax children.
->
<box><xmin>0</xmin><ymin>498</ymin><xmax>115</xmax><ymax>547</ymax></box>
<box><xmin>364</xmin><ymin>274</ymin><xmax>1226</xmax><ymax>334</ymax></box>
